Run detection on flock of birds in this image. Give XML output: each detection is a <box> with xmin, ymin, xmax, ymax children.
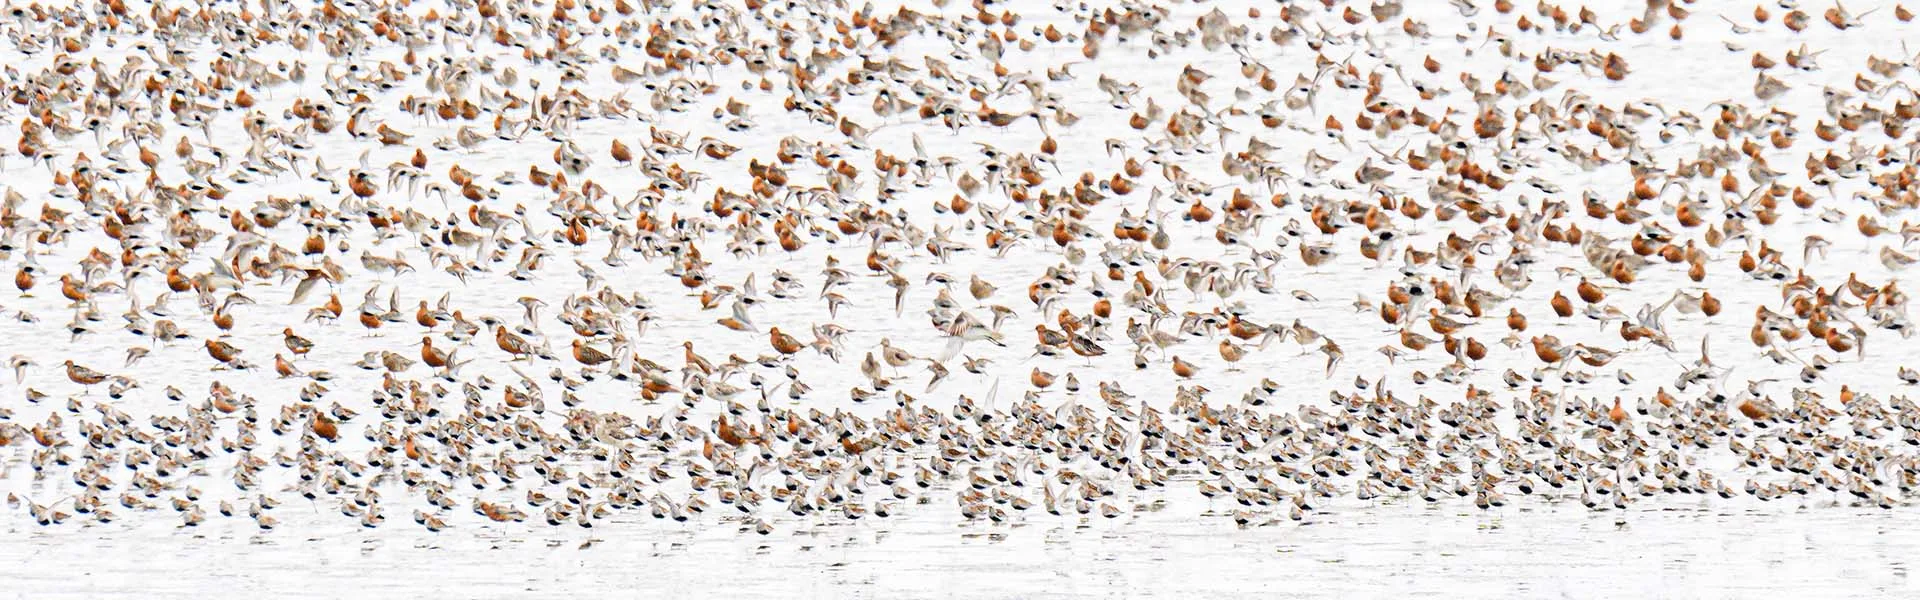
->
<box><xmin>2</xmin><ymin>0</ymin><xmax>1920</xmax><ymax>538</ymax></box>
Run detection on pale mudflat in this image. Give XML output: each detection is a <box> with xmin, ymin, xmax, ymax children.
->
<box><xmin>2</xmin><ymin>0</ymin><xmax>1919</xmax><ymax>597</ymax></box>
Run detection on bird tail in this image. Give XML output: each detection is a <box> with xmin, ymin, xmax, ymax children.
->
<box><xmin>444</xmin><ymin>349</ymin><xmax>470</xmax><ymax>377</ymax></box>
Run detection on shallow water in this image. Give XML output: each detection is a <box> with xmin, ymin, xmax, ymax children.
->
<box><xmin>7</xmin><ymin>502</ymin><xmax>1917</xmax><ymax>598</ymax></box>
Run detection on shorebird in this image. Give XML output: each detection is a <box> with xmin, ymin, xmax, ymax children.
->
<box><xmin>63</xmin><ymin>361</ymin><xmax>108</xmax><ymax>391</ymax></box>
<box><xmin>0</xmin><ymin>0</ymin><xmax>1912</xmax><ymax>542</ymax></box>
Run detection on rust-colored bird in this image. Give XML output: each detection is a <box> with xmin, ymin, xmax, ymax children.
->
<box><xmin>1576</xmin><ymin>279</ymin><xmax>1605</xmax><ymax>304</ymax></box>
<box><xmin>63</xmin><ymin>360</ymin><xmax>108</xmax><ymax>388</ymax></box>
<box><xmin>1218</xmin><ymin>340</ymin><xmax>1246</xmax><ymax>371</ymax></box>
<box><xmin>1531</xmin><ymin>336</ymin><xmax>1565</xmax><ymax>364</ymax></box>
<box><xmin>683</xmin><ymin>341</ymin><xmax>715</xmax><ymax>374</ymax></box>
<box><xmin>572</xmin><ymin>340</ymin><xmax>613</xmax><ymax>366</ymax></box>
<box><xmin>1171</xmin><ymin>356</ymin><xmax>1200</xmax><ymax>379</ymax></box>
<box><xmin>1030</xmin><ymin>367</ymin><xmax>1056</xmax><ymax>389</ymax></box>
<box><xmin>275</xmin><ymin>354</ymin><xmax>302</xmax><ymax>378</ymax></box>
<box><xmin>59</xmin><ymin>275</ymin><xmax>88</xmax><ymax>304</ymax></box>
<box><xmin>1506</xmin><ymin>308</ymin><xmax>1528</xmax><ymax>331</ymax></box>
<box><xmin>283</xmin><ymin>328</ymin><xmax>314</xmax><ymax>356</ymax></box>
<box><xmin>495</xmin><ymin>326</ymin><xmax>536</xmax><ymax>360</ymax></box>
<box><xmin>416</xmin><ymin>302</ymin><xmax>440</xmax><ymax>328</ymax></box>
<box><xmin>311</xmin><ymin>413</ymin><xmax>340</xmax><ymax>442</ymax></box>
<box><xmin>769</xmin><ymin>327</ymin><xmax>803</xmax><ymax>355</ymax></box>
<box><xmin>359</xmin><ymin>310</ymin><xmax>383</xmax><ymax>333</ymax></box>
<box><xmin>716</xmin><ymin>415</ymin><xmax>755</xmax><ymax>447</ymax></box>
<box><xmin>420</xmin><ymin>337</ymin><xmax>450</xmax><ymax>369</ymax></box>
<box><xmin>205</xmin><ymin>339</ymin><xmax>242</xmax><ymax>364</ymax></box>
